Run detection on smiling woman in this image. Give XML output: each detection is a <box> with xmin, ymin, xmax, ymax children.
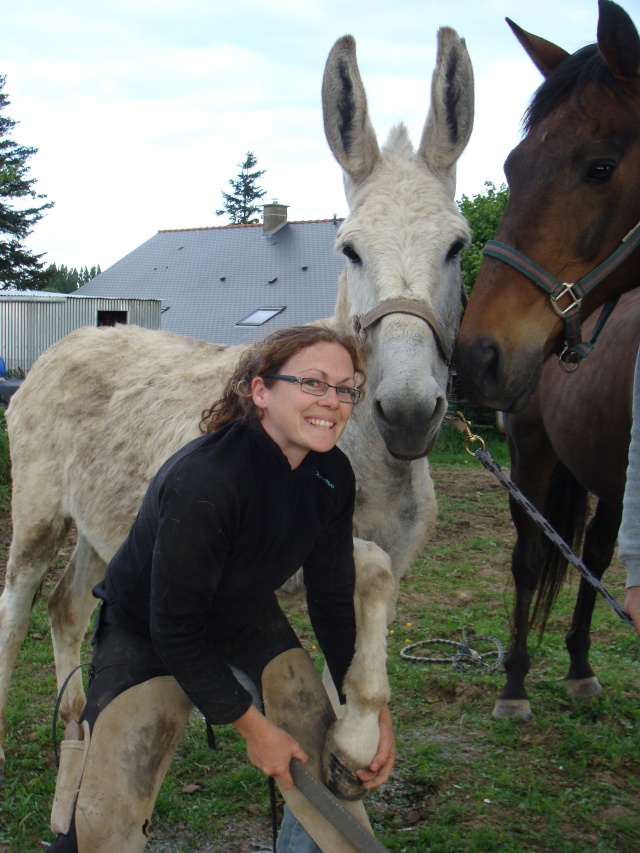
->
<box><xmin>43</xmin><ymin>324</ymin><xmax>394</xmax><ymax>853</ymax></box>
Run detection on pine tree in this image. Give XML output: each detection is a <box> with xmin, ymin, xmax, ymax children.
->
<box><xmin>0</xmin><ymin>75</ymin><xmax>53</xmax><ymax>290</ymax></box>
<box><xmin>43</xmin><ymin>263</ymin><xmax>102</xmax><ymax>293</ymax></box>
<box><xmin>215</xmin><ymin>151</ymin><xmax>267</xmax><ymax>224</ymax></box>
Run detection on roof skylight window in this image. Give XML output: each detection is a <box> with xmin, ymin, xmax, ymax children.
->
<box><xmin>236</xmin><ymin>307</ymin><xmax>286</xmax><ymax>326</ymax></box>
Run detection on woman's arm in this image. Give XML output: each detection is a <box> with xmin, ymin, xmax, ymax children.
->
<box><xmin>620</xmin><ymin>348</ymin><xmax>640</xmax><ymax>636</ymax></box>
<box><xmin>232</xmin><ymin>704</ymin><xmax>308</xmax><ymax>789</ymax></box>
<box><xmin>625</xmin><ymin>586</ymin><xmax>640</xmax><ymax>635</ymax></box>
<box><xmin>149</xmin><ymin>458</ymin><xmax>254</xmax><ymax>723</ymax></box>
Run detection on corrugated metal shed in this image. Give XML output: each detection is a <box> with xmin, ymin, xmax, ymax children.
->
<box><xmin>76</xmin><ymin>217</ymin><xmax>345</xmax><ymax>345</ymax></box>
<box><xmin>0</xmin><ymin>293</ymin><xmax>161</xmax><ymax>372</ymax></box>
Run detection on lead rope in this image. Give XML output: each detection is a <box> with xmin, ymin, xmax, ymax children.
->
<box><xmin>401</xmin><ymin>630</ymin><xmax>504</xmax><ymax>672</ymax></box>
<box><xmin>445</xmin><ymin>412</ymin><xmax>634</xmax><ymax>628</ymax></box>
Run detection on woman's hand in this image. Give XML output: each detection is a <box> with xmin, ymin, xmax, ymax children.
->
<box><xmin>355</xmin><ymin>704</ymin><xmax>395</xmax><ymax>790</ymax></box>
<box><xmin>233</xmin><ymin>704</ymin><xmax>308</xmax><ymax>789</ymax></box>
<box><xmin>625</xmin><ymin>585</ymin><xmax>640</xmax><ymax>635</ymax></box>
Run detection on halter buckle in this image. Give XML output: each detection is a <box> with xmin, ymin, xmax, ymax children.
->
<box><xmin>550</xmin><ymin>282</ymin><xmax>582</xmax><ymax>318</ymax></box>
<box><xmin>558</xmin><ymin>345</ymin><xmax>581</xmax><ymax>372</ymax></box>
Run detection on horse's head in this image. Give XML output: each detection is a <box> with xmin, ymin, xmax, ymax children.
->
<box><xmin>322</xmin><ymin>29</ymin><xmax>474</xmax><ymax>459</ymax></box>
<box><xmin>455</xmin><ymin>0</ymin><xmax>640</xmax><ymax>412</ymax></box>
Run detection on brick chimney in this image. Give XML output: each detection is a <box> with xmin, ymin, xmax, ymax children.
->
<box><xmin>263</xmin><ymin>201</ymin><xmax>288</xmax><ymax>236</ymax></box>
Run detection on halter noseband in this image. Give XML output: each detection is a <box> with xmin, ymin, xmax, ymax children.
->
<box><xmin>352</xmin><ymin>298</ymin><xmax>455</xmax><ymax>367</ymax></box>
<box><xmin>483</xmin><ymin>219</ymin><xmax>640</xmax><ymax>371</ymax></box>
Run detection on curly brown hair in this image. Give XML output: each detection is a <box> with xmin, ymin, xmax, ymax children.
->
<box><xmin>200</xmin><ymin>325</ymin><xmax>366</xmax><ymax>434</ymax></box>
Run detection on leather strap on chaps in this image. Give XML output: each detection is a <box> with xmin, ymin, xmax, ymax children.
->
<box><xmin>262</xmin><ymin>649</ymin><xmax>375</xmax><ymax>853</ymax></box>
<box><xmin>73</xmin><ymin>676</ymin><xmax>193</xmax><ymax>853</ymax></box>
<box><xmin>51</xmin><ymin>720</ymin><xmax>91</xmax><ymax>835</ymax></box>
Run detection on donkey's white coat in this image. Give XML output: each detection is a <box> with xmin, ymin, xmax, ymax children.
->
<box><xmin>0</xmin><ymin>28</ymin><xmax>473</xmax><ymax>779</ymax></box>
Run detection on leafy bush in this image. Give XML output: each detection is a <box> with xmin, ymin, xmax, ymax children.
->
<box><xmin>457</xmin><ymin>181</ymin><xmax>509</xmax><ymax>295</ymax></box>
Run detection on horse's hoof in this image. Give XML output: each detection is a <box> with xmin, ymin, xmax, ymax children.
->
<box><xmin>492</xmin><ymin>698</ymin><xmax>532</xmax><ymax>720</ymax></box>
<box><xmin>322</xmin><ymin>747</ymin><xmax>366</xmax><ymax>801</ymax></box>
<box><xmin>566</xmin><ymin>676</ymin><xmax>602</xmax><ymax>700</ymax></box>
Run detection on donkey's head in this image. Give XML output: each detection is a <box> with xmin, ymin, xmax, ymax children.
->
<box><xmin>323</xmin><ymin>29</ymin><xmax>474</xmax><ymax>459</ymax></box>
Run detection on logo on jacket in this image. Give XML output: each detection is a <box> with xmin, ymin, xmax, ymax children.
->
<box><xmin>315</xmin><ymin>471</ymin><xmax>335</xmax><ymax>489</ymax></box>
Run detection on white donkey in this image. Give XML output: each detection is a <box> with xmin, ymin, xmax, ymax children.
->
<box><xmin>0</xmin><ymin>28</ymin><xmax>473</xmax><ymax>786</ymax></box>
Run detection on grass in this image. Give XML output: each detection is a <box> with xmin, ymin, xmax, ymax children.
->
<box><xmin>0</xmin><ymin>456</ymin><xmax>639</xmax><ymax>852</ymax></box>
<box><xmin>429</xmin><ymin>421</ymin><xmax>510</xmax><ymax>467</ymax></box>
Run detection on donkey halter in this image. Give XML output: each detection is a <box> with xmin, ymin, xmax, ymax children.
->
<box><xmin>352</xmin><ymin>299</ymin><xmax>455</xmax><ymax>368</ymax></box>
<box><xmin>483</xmin><ymin>219</ymin><xmax>640</xmax><ymax>371</ymax></box>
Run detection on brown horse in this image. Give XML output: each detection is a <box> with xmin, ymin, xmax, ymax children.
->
<box><xmin>455</xmin><ymin>0</ymin><xmax>640</xmax><ymax>412</ymax></box>
<box><xmin>494</xmin><ymin>288</ymin><xmax>639</xmax><ymax>718</ymax></box>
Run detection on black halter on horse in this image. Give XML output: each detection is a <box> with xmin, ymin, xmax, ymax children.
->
<box><xmin>483</xmin><ymin>218</ymin><xmax>640</xmax><ymax>370</ymax></box>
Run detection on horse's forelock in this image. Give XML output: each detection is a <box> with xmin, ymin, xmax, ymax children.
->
<box><xmin>524</xmin><ymin>44</ymin><xmax>628</xmax><ymax>132</ymax></box>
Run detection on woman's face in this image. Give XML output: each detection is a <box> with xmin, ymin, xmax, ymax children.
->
<box><xmin>251</xmin><ymin>341</ymin><xmax>357</xmax><ymax>469</ymax></box>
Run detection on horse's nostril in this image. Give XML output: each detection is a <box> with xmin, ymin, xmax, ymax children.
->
<box><xmin>473</xmin><ymin>338</ymin><xmax>503</xmax><ymax>387</ymax></box>
<box><xmin>455</xmin><ymin>336</ymin><xmax>504</xmax><ymax>403</ymax></box>
<box><xmin>477</xmin><ymin>339</ymin><xmax>503</xmax><ymax>389</ymax></box>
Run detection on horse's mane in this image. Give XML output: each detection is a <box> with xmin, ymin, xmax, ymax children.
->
<box><xmin>524</xmin><ymin>44</ymin><xmax>628</xmax><ymax>132</ymax></box>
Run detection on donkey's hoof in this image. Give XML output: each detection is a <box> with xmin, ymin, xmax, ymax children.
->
<box><xmin>322</xmin><ymin>748</ymin><xmax>366</xmax><ymax>801</ymax></box>
<box><xmin>566</xmin><ymin>676</ymin><xmax>602</xmax><ymax>700</ymax></box>
<box><xmin>492</xmin><ymin>698</ymin><xmax>532</xmax><ymax>720</ymax></box>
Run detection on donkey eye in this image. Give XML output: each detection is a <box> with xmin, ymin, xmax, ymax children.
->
<box><xmin>585</xmin><ymin>160</ymin><xmax>616</xmax><ymax>183</ymax></box>
<box><xmin>342</xmin><ymin>244</ymin><xmax>362</xmax><ymax>265</ymax></box>
<box><xmin>446</xmin><ymin>240</ymin><xmax>465</xmax><ymax>262</ymax></box>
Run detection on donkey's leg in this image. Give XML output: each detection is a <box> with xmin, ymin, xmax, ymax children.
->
<box><xmin>48</xmin><ymin>536</ymin><xmax>107</xmax><ymax>725</ymax></box>
<box><xmin>565</xmin><ymin>500</ymin><xmax>621</xmax><ymax>700</ymax></box>
<box><xmin>0</xmin><ymin>510</ymin><xmax>69</xmax><ymax>782</ymax></box>
<box><xmin>322</xmin><ymin>538</ymin><xmax>394</xmax><ymax>799</ymax></box>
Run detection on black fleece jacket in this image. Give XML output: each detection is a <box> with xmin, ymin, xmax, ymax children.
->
<box><xmin>94</xmin><ymin>419</ymin><xmax>357</xmax><ymax>724</ymax></box>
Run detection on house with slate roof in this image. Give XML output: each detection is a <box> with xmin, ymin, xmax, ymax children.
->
<box><xmin>76</xmin><ymin>203</ymin><xmax>346</xmax><ymax>345</ymax></box>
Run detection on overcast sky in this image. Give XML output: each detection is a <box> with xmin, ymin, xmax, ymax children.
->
<box><xmin>2</xmin><ymin>0</ymin><xmax>632</xmax><ymax>271</ymax></box>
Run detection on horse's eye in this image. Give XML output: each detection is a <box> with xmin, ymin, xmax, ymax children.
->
<box><xmin>342</xmin><ymin>244</ymin><xmax>362</xmax><ymax>265</ymax></box>
<box><xmin>585</xmin><ymin>160</ymin><xmax>616</xmax><ymax>183</ymax></box>
<box><xmin>446</xmin><ymin>240</ymin><xmax>465</xmax><ymax>262</ymax></box>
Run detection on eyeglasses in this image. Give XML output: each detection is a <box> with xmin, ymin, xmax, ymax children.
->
<box><xmin>264</xmin><ymin>375</ymin><xmax>361</xmax><ymax>404</ymax></box>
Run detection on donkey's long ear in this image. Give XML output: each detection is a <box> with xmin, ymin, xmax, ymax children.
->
<box><xmin>322</xmin><ymin>35</ymin><xmax>380</xmax><ymax>188</ymax></box>
<box><xmin>506</xmin><ymin>18</ymin><xmax>570</xmax><ymax>78</ymax></box>
<box><xmin>597</xmin><ymin>0</ymin><xmax>640</xmax><ymax>80</ymax></box>
<box><xmin>418</xmin><ymin>27</ymin><xmax>474</xmax><ymax>184</ymax></box>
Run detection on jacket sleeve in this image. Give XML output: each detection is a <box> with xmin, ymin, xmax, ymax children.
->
<box><xmin>619</xmin><ymin>346</ymin><xmax>640</xmax><ymax>589</ymax></box>
<box><xmin>149</xmin><ymin>456</ymin><xmax>253</xmax><ymax>724</ymax></box>
<box><xmin>303</xmin><ymin>465</ymin><xmax>357</xmax><ymax>702</ymax></box>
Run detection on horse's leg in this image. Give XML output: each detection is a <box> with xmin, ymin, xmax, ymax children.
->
<box><xmin>0</xmin><ymin>510</ymin><xmax>69</xmax><ymax>782</ymax></box>
<box><xmin>565</xmin><ymin>500</ymin><xmax>621</xmax><ymax>700</ymax></box>
<box><xmin>494</xmin><ymin>406</ymin><xmax>558</xmax><ymax>720</ymax></box>
<box><xmin>322</xmin><ymin>538</ymin><xmax>395</xmax><ymax>799</ymax></box>
<box><xmin>48</xmin><ymin>536</ymin><xmax>107</xmax><ymax>724</ymax></box>
<box><xmin>493</xmin><ymin>501</ymin><xmax>544</xmax><ymax>719</ymax></box>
